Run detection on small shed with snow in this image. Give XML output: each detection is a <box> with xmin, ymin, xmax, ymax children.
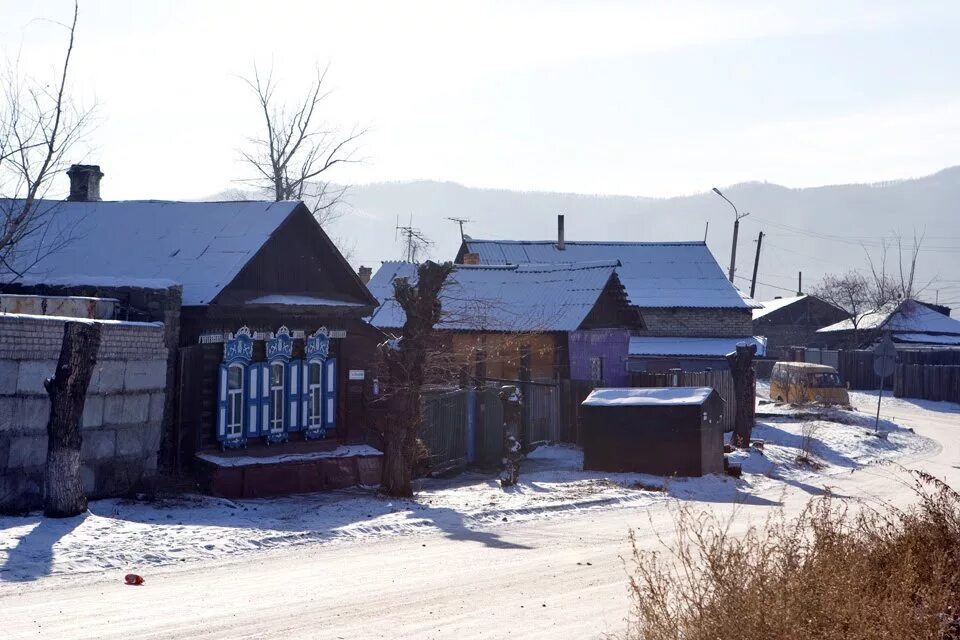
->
<box><xmin>580</xmin><ymin>387</ymin><xmax>724</xmax><ymax>477</ymax></box>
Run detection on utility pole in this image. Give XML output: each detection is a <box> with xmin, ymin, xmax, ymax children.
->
<box><xmin>712</xmin><ymin>187</ymin><xmax>749</xmax><ymax>282</ymax></box>
<box><xmin>703</xmin><ymin>221</ymin><xmax>709</xmax><ymax>242</ymax></box>
<box><xmin>749</xmin><ymin>231</ymin><xmax>764</xmax><ymax>298</ymax></box>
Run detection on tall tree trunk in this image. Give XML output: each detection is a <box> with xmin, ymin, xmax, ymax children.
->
<box><xmin>378</xmin><ymin>261</ymin><xmax>453</xmax><ymax>497</ymax></box>
<box><xmin>44</xmin><ymin>321</ymin><xmax>101</xmax><ymax>518</ymax></box>
<box><xmin>728</xmin><ymin>344</ymin><xmax>757</xmax><ymax>449</ymax></box>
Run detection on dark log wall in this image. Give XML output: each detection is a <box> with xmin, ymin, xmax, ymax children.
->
<box><xmin>212</xmin><ymin>207</ymin><xmax>374</xmax><ymax>308</ymax></box>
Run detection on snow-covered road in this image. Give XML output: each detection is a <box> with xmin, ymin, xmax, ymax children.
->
<box><xmin>1</xmin><ymin>394</ymin><xmax>957</xmax><ymax>639</ymax></box>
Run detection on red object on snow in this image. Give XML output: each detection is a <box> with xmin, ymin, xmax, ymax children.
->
<box><xmin>124</xmin><ymin>573</ymin><xmax>144</xmax><ymax>586</ymax></box>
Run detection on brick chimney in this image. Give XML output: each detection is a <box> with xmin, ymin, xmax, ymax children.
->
<box><xmin>462</xmin><ymin>253</ymin><xmax>481</xmax><ymax>265</ymax></box>
<box><xmin>358</xmin><ymin>265</ymin><xmax>372</xmax><ymax>285</ymax></box>
<box><xmin>67</xmin><ymin>164</ymin><xmax>104</xmax><ymax>202</ymax></box>
<box><xmin>557</xmin><ymin>214</ymin><xmax>565</xmax><ymax>250</ymax></box>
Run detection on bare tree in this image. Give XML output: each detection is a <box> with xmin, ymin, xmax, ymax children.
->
<box><xmin>0</xmin><ymin>1</ymin><xmax>92</xmax><ymax>283</ymax></box>
<box><xmin>240</xmin><ymin>64</ymin><xmax>364</xmax><ymax>226</ymax></box>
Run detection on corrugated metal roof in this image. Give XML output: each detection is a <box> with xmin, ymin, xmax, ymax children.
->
<box><xmin>369</xmin><ymin>261</ymin><xmax>620</xmax><ymax>332</ymax></box>
<box><xmin>2</xmin><ymin>199</ymin><xmax>302</xmax><ymax>306</ymax></box>
<box><xmin>463</xmin><ymin>239</ymin><xmax>758</xmax><ymax>309</ymax></box>
<box><xmin>817</xmin><ymin>299</ymin><xmax>960</xmax><ymax>335</ymax></box>
<box><xmin>628</xmin><ymin>335</ymin><xmax>767</xmax><ymax>357</ymax></box>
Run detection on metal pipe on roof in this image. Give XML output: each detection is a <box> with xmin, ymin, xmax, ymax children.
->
<box><xmin>557</xmin><ymin>214</ymin><xmax>565</xmax><ymax>250</ymax></box>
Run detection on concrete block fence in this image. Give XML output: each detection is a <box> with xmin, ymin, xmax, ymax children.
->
<box><xmin>0</xmin><ymin>313</ymin><xmax>169</xmax><ymax>512</ymax></box>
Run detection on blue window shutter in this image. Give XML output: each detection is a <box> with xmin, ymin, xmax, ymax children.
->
<box><xmin>216</xmin><ymin>364</ymin><xmax>228</xmax><ymax>442</ymax></box>
<box><xmin>260</xmin><ymin>362</ymin><xmax>271</xmax><ymax>433</ymax></box>
<box><xmin>246</xmin><ymin>364</ymin><xmax>260</xmax><ymax>437</ymax></box>
<box><xmin>286</xmin><ymin>360</ymin><xmax>301</xmax><ymax>432</ymax></box>
<box><xmin>323</xmin><ymin>357</ymin><xmax>337</xmax><ymax>431</ymax></box>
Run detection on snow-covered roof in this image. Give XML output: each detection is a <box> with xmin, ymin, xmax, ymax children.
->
<box><xmin>892</xmin><ymin>333</ymin><xmax>960</xmax><ymax>346</ymax></box>
<box><xmin>365</xmin><ymin>261</ymin><xmax>419</xmax><ymax>311</ymax></box>
<box><xmin>462</xmin><ymin>239</ymin><xmax>758</xmax><ymax>310</ymax></box>
<box><xmin>369</xmin><ymin>261</ymin><xmax>622</xmax><ymax>332</ymax></box>
<box><xmin>2</xmin><ymin>199</ymin><xmax>303</xmax><ymax>306</ymax></box>
<box><xmin>817</xmin><ymin>299</ymin><xmax>960</xmax><ymax>336</ymax></box>
<box><xmin>753</xmin><ymin>295</ymin><xmax>807</xmax><ymax>320</ymax></box>
<box><xmin>628</xmin><ymin>335</ymin><xmax>767</xmax><ymax>358</ymax></box>
<box><xmin>582</xmin><ymin>387</ymin><xmax>715</xmax><ymax>407</ymax></box>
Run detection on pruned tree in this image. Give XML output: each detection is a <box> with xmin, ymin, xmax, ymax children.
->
<box><xmin>376</xmin><ymin>260</ymin><xmax>454</xmax><ymax>497</ymax></box>
<box><xmin>727</xmin><ymin>343</ymin><xmax>757</xmax><ymax>448</ymax></box>
<box><xmin>0</xmin><ymin>0</ymin><xmax>92</xmax><ymax>284</ymax></box>
<box><xmin>44</xmin><ymin>320</ymin><xmax>101</xmax><ymax>517</ymax></box>
<box><xmin>240</xmin><ymin>64</ymin><xmax>364</xmax><ymax>226</ymax></box>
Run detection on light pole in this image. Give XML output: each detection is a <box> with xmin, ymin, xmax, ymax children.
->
<box><xmin>712</xmin><ymin>187</ymin><xmax>749</xmax><ymax>283</ymax></box>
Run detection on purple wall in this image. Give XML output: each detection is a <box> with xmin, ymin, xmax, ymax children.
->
<box><xmin>568</xmin><ymin>329</ymin><xmax>631</xmax><ymax>386</ymax></box>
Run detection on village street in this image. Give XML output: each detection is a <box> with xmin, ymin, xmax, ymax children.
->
<box><xmin>0</xmin><ymin>394</ymin><xmax>957</xmax><ymax>640</ymax></box>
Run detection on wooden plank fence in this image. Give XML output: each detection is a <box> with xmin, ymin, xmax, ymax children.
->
<box><xmin>894</xmin><ymin>364</ymin><xmax>960</xmax><ymax>403</ymax></box>
<box><xmin>630</xmin><ymin>369</ymin><xmax>740</xmax><ymax>433</ymax></box>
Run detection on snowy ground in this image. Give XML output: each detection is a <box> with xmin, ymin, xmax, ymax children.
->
<box><xmin>0</xmin><ymin>389</ymin><xmax>934</xmax><ymax>584</ymax></box>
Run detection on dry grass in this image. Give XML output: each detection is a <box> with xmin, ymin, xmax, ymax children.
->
<box><xmin>624</xmin><ymin>472</ymin><xmax>960</xmax><ymax>640</ymax></box>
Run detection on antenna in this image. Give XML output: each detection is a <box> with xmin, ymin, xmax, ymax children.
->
<box><xmin>395</xmin><ymin>214</ymin><xmax>433</xmax><ymax>263</ymax></box>
<box><xmin>446</xmin><ymin>217</ymin><xmax>472</xmax><ymax>240</ymax></box>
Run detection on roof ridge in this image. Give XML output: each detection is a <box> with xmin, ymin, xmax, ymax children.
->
<box><xmin>466</xmin><ymin>239</ymin><xmax>706</xmax><ymax>246</ymax></box>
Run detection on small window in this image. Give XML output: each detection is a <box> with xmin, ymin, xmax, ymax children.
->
<box><xmin>226</xmin><ymin>364</ymin><xmax>244</xmax><ymax>437</ymax></box>
<box><xmin>269</xmin><ymin>362</ymin><xmax>285</xmax><ymax>432</ymax></box>
<box><xmin>308</xmin><ymin>362</ymin><xmax>323</xmax><ymax>427</ymax></box>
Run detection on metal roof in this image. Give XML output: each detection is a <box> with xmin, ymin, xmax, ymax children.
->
<box><xmin>628</xmin><ymin>335</ymin><xmax>767</xmax><ymax>358</ymax></box>
<box><xmin>368</xmin><ymin>261</ymin><xmax>622</xmax><ymax>332</ymax></box>
<box><xmin>462</xmin><ymin>239</ymin><xmax>758</xmax><ymax>310</ymax></box>
<box><xmin>817</xmin><ymin>299</ymin><xmax>960</xmax><ymax>335</ymax></box>
<box><xmin>1</xmin><ymin>199</ymin><xmax>304</xmax><ymax>306</ymax></box>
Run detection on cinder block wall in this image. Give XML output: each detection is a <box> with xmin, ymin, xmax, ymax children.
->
<box><xmin>635</xmin><ymin>308</ymin><xmax>754</xmax><ymax>337</ymax></box>
<box><xmin>0</xmin><ymin>314</ymin><xmax>168</xmax><ymax>513</ymax></box>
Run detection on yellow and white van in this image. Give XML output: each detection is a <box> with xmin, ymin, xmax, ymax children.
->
<box><xmin>769</xmin><ymin>362</ymin><xmax>850</xmax><ymax>406</ymax></box>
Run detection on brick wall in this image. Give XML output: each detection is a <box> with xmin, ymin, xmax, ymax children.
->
<box><xmin>635</xmin><ymin>308</ymin><xmax>754</xmax><ymax>337</ymax></box>
<box><xmin>0</xmin><ymin>313</ymin><xmax>169</xmax><ymax>513</ymax></box>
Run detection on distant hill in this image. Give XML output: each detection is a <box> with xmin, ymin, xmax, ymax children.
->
<box><xmin>210</xmin><ymin>167</ymin><xmax>960</xmax><ymax>312</ymax></box>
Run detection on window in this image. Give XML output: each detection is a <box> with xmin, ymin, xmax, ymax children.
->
<box><xmin>226</xmin><ymin>364</ymin><xmax>244</xmax><ymax>437</ymax></box>
<box><xmin>809</xmin><ymin>372</ymin><xmax>842</xmax><ymax>388</ymax></box>
<box><xmin>269</xmin><ymin>362</ymin><xmax>285</xmax><ymax>432</ymax></box>
<box><xmin>308</xmin><ymin>362</ymin><xmax>323</xmax><ymax>427</ymax></box>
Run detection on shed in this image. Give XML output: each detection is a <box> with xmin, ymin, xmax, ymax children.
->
<box><xmin>580</xmin><ymin>387</ymin><xmax>724</xmax><ymax>477</ymax></box>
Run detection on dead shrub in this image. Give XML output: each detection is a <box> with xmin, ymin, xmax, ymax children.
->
<box><xmin>623</xmin><ymin>473</ymin><xmax>960</xmax><ymax>640</ymax></box>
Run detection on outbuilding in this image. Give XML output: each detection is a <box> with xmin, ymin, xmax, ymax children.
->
<box><xmin>580</xmin><ymin>387</ymin><xmax>724</xmax><ymax>477</ymax></box>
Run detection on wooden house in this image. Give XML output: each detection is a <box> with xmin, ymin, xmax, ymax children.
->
<box><xmin>366</xmin><ymin>260</ymin><xmax>644</xmax><ymax>382</ymax></box>
<box><xmin>1</xmin><ymin>165</ymin><xmax>384</xmax><ymax>497</ymax></box>
<box><xmin>752</xmin><ymin>294</ymin><xmax>848</xmax><ymax>358</ymax></box>
<box><xmin>454</xmin><ymin>215</ymin><xmax>764</xmax><ymax>376</ymax></box>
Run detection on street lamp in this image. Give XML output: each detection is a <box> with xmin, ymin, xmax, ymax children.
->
<box><xmin>712</xmin><ymin>187</ymin><xmax>749</xmax><ymax>283</ymax></box>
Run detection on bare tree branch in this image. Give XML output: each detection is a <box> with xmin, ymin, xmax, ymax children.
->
<box><xmin>238</xmin><ymin>63</ymin><xmax>365</xmax><ymax>228</ymax></box>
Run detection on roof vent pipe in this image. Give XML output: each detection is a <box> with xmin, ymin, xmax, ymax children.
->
<box><xmin>557</xmin><ymin>214</ymin><xmax>565</xmax><ymax>250</ymax></box>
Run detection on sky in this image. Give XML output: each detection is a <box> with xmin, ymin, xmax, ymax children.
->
<box><xmin>3</xmin><ymin>0</ymin><xmax>960</xmax><ymax>201</ymax></box>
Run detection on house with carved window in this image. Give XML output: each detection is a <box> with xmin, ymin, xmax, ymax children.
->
<box><xmin>1</xmin><ymin>165</ymin><xmax>383</xmax><ymax>498</ymax></box>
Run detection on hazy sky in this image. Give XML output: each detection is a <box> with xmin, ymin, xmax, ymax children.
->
<box><xmin>4</xmin><ymin>0</ymin><xmax>960</xmax><ymax>200</ymax></box>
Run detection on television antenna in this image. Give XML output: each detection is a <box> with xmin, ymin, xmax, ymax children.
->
<box><xmin>395</xmin><ymin>213</ymin><xmax>432</xmax><ymax>263</ymax></box>
<box><xmin>446</xmin><ymin>217</ymin><xmax>472</xmax><ymax>240</ymax></box>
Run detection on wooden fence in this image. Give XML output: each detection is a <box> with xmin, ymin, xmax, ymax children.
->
<box><xmin>894</xmin><ymin>364</ymin><xmax>960</xmax><ymax>403</ymax></box>
<box><xmin>630</xmin><ymin>369</ymin><xmax>739</xmax><ymax>433</ymax></box>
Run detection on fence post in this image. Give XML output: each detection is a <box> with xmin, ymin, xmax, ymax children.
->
<box><xmin>519</xmin><ymin>345</ymin><xmax>531</xmax><ymax>451</ymax></box>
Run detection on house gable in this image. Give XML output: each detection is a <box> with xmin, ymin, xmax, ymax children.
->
<box><xmin>212</xmin><ymin>204</ymin><xmax>377</xmax><ymax>312</ymax></box>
